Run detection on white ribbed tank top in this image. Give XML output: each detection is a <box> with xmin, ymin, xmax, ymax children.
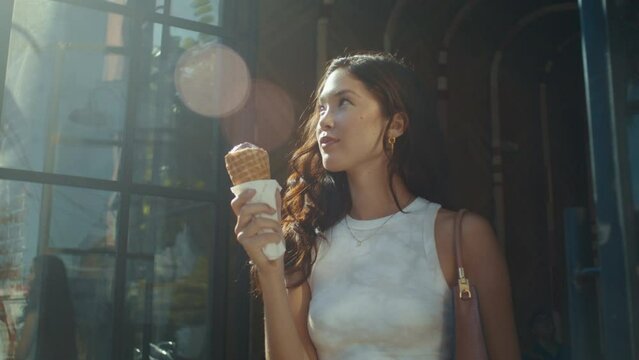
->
<box><xmin>308</xmin><ymin>197</ymin><xmax>453</xmax><ymax>360</ymax></box>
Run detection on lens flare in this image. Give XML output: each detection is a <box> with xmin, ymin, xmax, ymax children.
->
<box><xmin>174</xmin><ymin>43</ymin><xmax>250</xmax><ymax>117</ymax></box>
<box><xmin>221</xmin><ymin>79</ymin><xmax>295</xmax><ymax>151</ymax></box>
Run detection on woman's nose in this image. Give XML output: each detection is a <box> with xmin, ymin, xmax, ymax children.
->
<box><xmin>317</xmin><ymin>110</ymin><xmax>333</xmax><ymax>130</ymax></box>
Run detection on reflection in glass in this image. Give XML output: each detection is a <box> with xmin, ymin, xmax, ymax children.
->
<box><xmin>156</xmin><ymin>0</ymin><xmax>222</xmax><ymax>26</ymax></box>
<box><xmin>61</xmin><ymin>253</ymin><xmax>114</xmax><ymax>360</ymax></box>
<box><xmin>0</xmin><ymin>180</ymin><xmax>116</xmax><ymax>360</ymax></box>
<box><xmin>0</xmin><ymin>181</ymin><xmax>34</xmax><ymax>291</ymax></box>
<box><xmin>133</xmin><ymin>25</ymin><xmax>225</xmax><ymax>191</ymax></box>
<box><xmin>15</xmin><ymin>255</ymin><xmax>77</xmax><ymax>360</ymax></box>
<box><xmin>1</xmin><ymin>0</ymin><xmax>128</xmax><ymax>180</ymax></box>
<box><xmin>49</xmin><ymin>187</ymin><xmax>119</xmax><ymax>250</ymax></box>
<box><xmin>126</xmin><ymin>196</ymin><xmax>213</xmax><ymax>359</ymax></box>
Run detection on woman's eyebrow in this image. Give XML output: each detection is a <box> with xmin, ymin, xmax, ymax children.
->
<box><xmin>318</xmin><ymin>89</ymin><xmax>359</xmax><ymax>103</ymax></box>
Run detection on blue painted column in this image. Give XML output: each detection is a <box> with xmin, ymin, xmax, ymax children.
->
<box><xmin>578</xmin><ymin>0</ymin><xmax>635</xmax><ymax>358</ymax></box>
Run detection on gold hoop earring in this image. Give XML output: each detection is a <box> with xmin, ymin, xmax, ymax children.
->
<box><xmin>388</xmin><ymin>136</ymin><xmax>396</xmax><ymax>155</ymax></box>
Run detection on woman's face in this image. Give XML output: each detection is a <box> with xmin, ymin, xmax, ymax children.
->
<box><xmin>315</xmin><ymin>68</ymin><xmax>389</xmax><ymax>173</ymax></box>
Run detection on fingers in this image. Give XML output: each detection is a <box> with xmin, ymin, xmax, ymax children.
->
<box><xmin>236</xmin><ymin>218</ymin><xmax>284</xmax><ymax>265</ymax></box>
<box><xmin>230</xmin><ymin>187</ymin><xmax>284</xmax><ymax>267</ymax></box>
<box><xmin>234</xmin><ymin>204</ymin><xmax>276</xmax><ymax>234</ymax></box>
<box><xmin>238</xmin><ymin>230</ymin><xmax>283</xmax><ymax>250</ymax></box>
<box><xmin>230</xmin><ymin>188</ymin><xmax>256</xmax><ymax>215</ymax></box>
<box><xmin>237</xmin><ymin>216</ymin><xmax>282</xmax><ymax>240</ymax></box>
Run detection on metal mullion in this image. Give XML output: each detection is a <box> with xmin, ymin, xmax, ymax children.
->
<box><xmin>121</xmin><ymin>2</ymin><xmax>160</xmax><ymax>358</ymax></box>
<box><xmin>53</xmin><ymin>0</ymin><xmax>132</xmax><ymax>16</ymax></box>
<box><xmin>53</xmin><ymin>0</ymin><xmax>237</xmax><ymax>40</ymax></box>
<box><xmin>128</xmin><ymin>184</ymin><xmax>217</xmax><ymax>202</ymax></box>
<box><xmin>0</xmin><ymin>167</ymin><xmax>122</xmax><ymax>192</ymax></box>
<box><xmin>0</xmin><ymin>167</ymin><xmax>219</xmax><ymax>202</ymax></box>
<box><xmin>208</xmin><ymin>118</ymin><xmax>228</xmax><ymax>359</ymax></box>
<box><xmin>49</xmin><ymin>247</ymin><xmax>155</xmax><ymax>260</ymax></box>
<box><xmin>0</xmin><ymin>0</ymin><xmax>15</xmax><ymax>119</ymax></box>
<box><xmin>111</xmin><ymin>1</ymin><xmax>143</xmax><ymax>358</ymax></box>
<box><xmin>147</xmin><ymin>12</ymin><xmax>233</xmax><ymax>39</ymax></box>
<box><xmin>49</xmin><ymin>247</ymin><xmax>116</xmax><ymax>257</ymax></box>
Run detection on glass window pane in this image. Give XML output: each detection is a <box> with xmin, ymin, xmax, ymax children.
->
<box><xmin>0</xmin><ymin>180</ymin><xmax>116</xmax><ymax>360</ymax></box>
<box><xmin>126</xmin><ymin>196</ymin><xmax>214</xmax><ymax>359</ymax></box>
<box><xmin>57</xmin><ymin>253</ymin><xmax>115</xmax><ymax>360</ymax></box>
<box><xmin>133</xmin><ymin>25</ymin><xmax>247</xmax><ymax>191</ymax></box>
<box><xmin>48</xmin><ymin>186</ymin><xmax>119</xmax><ymax>250</ymax></box>
<box><xmin>1</xmin><ymin>1</ymin><xmax>129</xmax><ymax>180</ymax></box>
<box><xmin>127</xmin><ymin>195</ymin><xmax>215</xmax><ymax>254</ymax></box>
<box><xmin>156</xmin><ymin>0</ymin><xmax>222</xmax><ymax>26</ymax></box>
<box><xmin>0</xmin><ymin>181</ymin><xmax>40</xmax><ymax>290</ymax></box>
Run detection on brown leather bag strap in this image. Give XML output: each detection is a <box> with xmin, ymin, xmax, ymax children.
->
<box><xmin>453</xmin><ymin>209</ymin><xmax>472</xmax><ymax>299</ymax></box>
<box><xmin>453</xmin><ymin>209</ymin><xmax>468</xmax><ymax>269</ymax></box>
<box><xmin>452</xmin><ymin>209</ymin><xmax>489</xmax><ymax>360</ymax></box>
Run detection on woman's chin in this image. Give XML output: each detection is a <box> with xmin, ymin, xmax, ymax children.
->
<box><xmin>321</xmin><ymin>158</ymin><xmax>345</xmax><ymax>173</ymax></box>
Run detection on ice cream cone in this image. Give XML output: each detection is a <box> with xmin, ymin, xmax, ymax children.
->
<box><xmin>224</xmin><ymin>145</ymin><xmax>270</xmax><ymax>185</ymax></box>
<box><xmin>225</xmin><ymin>143</ymin><xmax>285</xmax><ymax>261</ymax></box>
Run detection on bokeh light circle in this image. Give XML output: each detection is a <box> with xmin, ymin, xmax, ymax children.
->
<box><xmin>222</xmin><ymin>79</ymin><xmax>296</xmax><ymax>151</ymax></box>
<box><xmin>174</xmin><ymin>42</ymin><xmax>251</xmax><ymax>117</ymax></box>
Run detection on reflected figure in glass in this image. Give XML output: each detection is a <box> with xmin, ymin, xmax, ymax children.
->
<box><xmin>15</xmin><ymin>255</ymin><xmax>77</xmax><ymax>360</ymax></box>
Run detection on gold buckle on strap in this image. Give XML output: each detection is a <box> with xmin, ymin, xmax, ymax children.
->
<box><xmin>457</xmin><ymin>267</ymin><xmax>472</xmax><ymax>299</ymax></box>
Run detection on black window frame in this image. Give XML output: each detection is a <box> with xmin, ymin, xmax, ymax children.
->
<box><xmin>0</xmin><ymin>0</ymin><xmax>258</xmax><ymax>358</ymax></box>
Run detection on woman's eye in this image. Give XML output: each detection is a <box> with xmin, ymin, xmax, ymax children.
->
<box><xmin>339</xmin><ymin>98</ymin><xmax>351</xmax><ymax>106</ymax></box>
<box><xmin>318</xmin><ymin>104</ymin><xmax>326</xmax><ymax>113</ymax></box>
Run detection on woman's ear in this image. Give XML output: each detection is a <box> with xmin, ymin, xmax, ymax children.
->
<box><xmin>388</xmin><ymin>112</ymin><xmax>408</xmax><ymax>138</ymax></box>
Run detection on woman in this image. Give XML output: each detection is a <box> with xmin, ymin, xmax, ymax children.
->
<box><xmin>231</xmin><ymin>53</ymin><xmax>520</xmax><ymax>359</ymax></box>
<box><xmin>15</xmin><ymin>255</ymin><xmax>77</xmax><ymax>360</ymax></box>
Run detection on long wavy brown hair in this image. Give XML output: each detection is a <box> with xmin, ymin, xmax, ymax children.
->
<box><xmin>252</xmin><ymin>52</ymin><xmax>448</xmax><ymax>293</ymax></box>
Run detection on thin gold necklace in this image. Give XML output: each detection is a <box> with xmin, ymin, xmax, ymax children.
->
<box><xmin>345</xmin><ymin>212</ymin><xmax>398</xmax><ymax>247</ymax></box>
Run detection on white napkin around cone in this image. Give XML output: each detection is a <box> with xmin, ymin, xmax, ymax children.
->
<box><xmin>231</xmin><ymin>179</ymin><xmax>285</xmax><ymax>261</ymax></box>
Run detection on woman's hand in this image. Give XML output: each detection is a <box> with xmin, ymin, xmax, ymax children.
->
<box><xmin>230</xmin><ymin>188</ymin><xmax>285</xmax><ymax>275</ymax></box>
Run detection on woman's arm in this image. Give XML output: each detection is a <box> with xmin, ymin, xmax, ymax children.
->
<box><xmin>14</xmin><ymin>311</ymin><xmax>37</xmax><ymax>360</ymax></box>
<box><xmin>461</xmin><ymin>213</ymin><xmax>521</xmax><ymax>360</ymax></box>
<box><xmin>262</xmin><ymin>271</ymin><xmax>317</xmax><ymax>360</ymax></box>
<box><xmin>231</xmin><ymin>189</ymin><xmax>317</xmax><ymax>360</ymax></box>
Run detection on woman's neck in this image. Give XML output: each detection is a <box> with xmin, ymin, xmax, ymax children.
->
<box><xmin>346</xmin><ymin>168</ymin><xmax>414</xmax><ymax>220</ymax></box>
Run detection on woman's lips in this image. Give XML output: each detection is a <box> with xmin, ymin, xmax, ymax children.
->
<box><xmin>319</xmin><ymin>136</ymin><xmax>339</xmax><ymax>148</ymax></box>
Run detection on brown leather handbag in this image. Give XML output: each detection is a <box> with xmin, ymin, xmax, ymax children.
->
<box><xmin>453</xmin><ymin>209</ymin><xmax>489</xmax><ymax>360</ymax></box>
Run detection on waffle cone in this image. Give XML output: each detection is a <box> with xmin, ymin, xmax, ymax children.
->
<box><xmin>225</xmin><ymin>147</ymin><xmax>271</xmax><ymax>185</ymax></box>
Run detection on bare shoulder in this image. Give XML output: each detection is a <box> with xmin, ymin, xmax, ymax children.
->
<box><xmin>434</xmin><ymin>207</ymin><xmax>457</xmax><ymax>240</ymax></box>
<box><xmin>458</xmin><ymin>211</ymin><xmax>503</xmax><ymax>264</ymax></box>
<box><xmin>437</xmin><ymin>209</ymin><xmax>496</xmax><ymax>238</ymax></box>
<box><xmin>433</xmin><ymin>208</ymin><xmax>503</xmax><ymax>286</ymax></box>
<box><xmin>433</xmin><ymin>207</ymin><xmax>459</xmax><ymax>286</ymax></box>
<box><xmin>461</xmin><ymin>211</ymin><xmax>497</xmax><ymax>236</ymax></box>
